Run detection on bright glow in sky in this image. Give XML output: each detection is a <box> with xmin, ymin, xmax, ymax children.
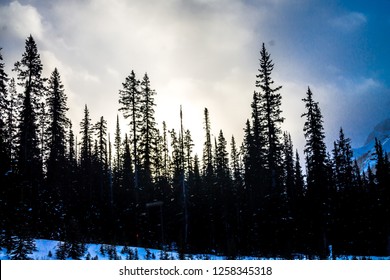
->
<box><xmin>1</xmin><ymin>0</ymin><xmax>389</xmax><ymax>157</ymax></box>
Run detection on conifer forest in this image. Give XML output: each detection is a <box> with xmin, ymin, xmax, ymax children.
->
<box><xmin>0</xmin><ymin>35</ymin><xmax>389</xmax><ymax>260</ymax></box>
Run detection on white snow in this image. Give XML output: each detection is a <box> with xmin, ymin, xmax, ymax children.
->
<box><xmin>0</xmin><ymin>239</ymin><xmax>225</xmax><ymax>260</ymax></box>
<box><xmin>1</xmin><ymin>239</ymin><xmax>389</xmax><ymax>260</ymax></box>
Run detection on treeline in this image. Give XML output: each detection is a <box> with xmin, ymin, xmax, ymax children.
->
<box><xmin>0</xmin><ymin>35</ymin><xmax>389</xmax><ymax>259</ymax></box>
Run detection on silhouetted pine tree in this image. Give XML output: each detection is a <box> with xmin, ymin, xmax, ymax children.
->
<box><xmin>242</xmin><ymin>43</ymin><xmax>285</xmax><ymax>255</ymax></box>
<box><xmin>13</xmin><ymin>35</ymin><xmax>44</xmax><ymax>181</ymax></box>
<box><xmin>40</xmin><ymin>68</ymin><xmax>69</xmax><ymax>238</ymax></box>
<box><xmin>331</xmin><ymin>128</ymin><xmax>356</xmax><ymax>255</ymax></box>
<box><xmin>119</xmin><ymin>70</ymin><xmax>141</xmax><ymax>198</ymax></box>
<box><xmin>154</xmin><ymin>122</ymin><xmax>170</xmax><ymax>209</ymax></box>
<box><xmin>280</xmin><ymin>132</ymin><xmax>295</xmax><ymax>256</ymax></box>
<box><xmin>201</xmin><ymin>108</ymin><xmax>215</xmax><ymax>251</ymax></box>
<box><xmin>183</xmin><ymin>128</ymin><xmax>194</xmax><ymax>249</ymax></box>
<box><xmin>301</xmin><ymin>87</ymin><xmax>329</xmax><ymax>258</ymax></box>
<box><xmin>113</xmin><ymin>115</ymin><xmax>122</xmax><ymax>185</ymax></box>
<box><xmin>119</xmin><ymin>73</ymin><xmax>145</xmax><ymax>245</ymax></box>
<box><xmin>165</xmin><ymin>128</ymin><xmax>184</xmax><ymax>247</ymax></box>
<box><xmin>139</xmin><ymin>73</ymin><xmax>157</xmax><ymax>191</ymax></box>
<box><xmin>78</xmin><ymin>105</ymin><xmax>94</xmax><ymax>239</ymax></box>
<box><xmin>46</xmin><ymin>68</ymin><xmax>69</xmax><ymax>185</ymax></box>
<box><xmin>255</xmin><ymin>43</ymin><xmax>284</xmax><ymax>191</ymax></box>
<box><xmin>12</xmin><ymin>35</ymin><xmax>46</xmax><ymax>246</ymax></box>
<box><xmin>63</xmin><ymin>120</ymin><xmax>78</xmax><ymax>237</ymax></box>
<box><xmin>94</xmin><ymin>116</ymin><xmax>108</xmax><ymax>201</ymax></box>
<box><xmin>79</xmin><ymin>105</ymin><xmax>93</xmax><ymax>179</ymax></box>
<box><xmin>94</xmin><ymin>117</ymin><xmax>108</xmax><ymax>170</ymax></box>
<box><xmin>202</xmin><ymin>108</ymin><xmax>213</xmax><ymax>179</ymax></box>
<box><xmin>119</xmin><ymin>134</ymin><xmax>136</xmax><ymax>244</ymax></box>
<box><xmin>302</xmin><ymin>87</ymin><xmax>328</xmax><ymax>193</ymax></box>
<box><xmin>215</xmin><ymin>130</ymin><xmax>236</xmax><ymax>257</ymax></box>
<box><xmin>230</xmin><ymin>135</ymin><xmax>244</xmax><ymax>255</ymax></box>
<box><xmin>241</xmin><ymin>119</ymin><xmax>259</xmax><ymax>253</ymax></box>
<box><xmin>332</xmin><ymin>128</ymin><xmax>354</xmax><ymax>191</ymax></box>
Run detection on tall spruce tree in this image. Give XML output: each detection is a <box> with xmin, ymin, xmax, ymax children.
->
<box><xmin>94</xmin><ymin>116</ymin><xmax>108</xmax><ymax>202</ymax></box>
<box><xmin>139</xmin><ymin>73</ymin><xmax>157</xmax><ymax>192</ymax></box>
<box><xmin>202</xmin><ymin>108</ymin><xmax>213</xmax><ymax>179</ymax></box>
<box><xmin>80</xmin><ymin>105</ymin><xmax>92</xmax><ymax>172</ymax></box>
<box><xmin>46</xmin><ymin>68</ymin><xmax>69</xmax><ymax>185</ymax></box>
<box><xmin>119</xmin><ymin>71</ymin><xmax>141</xmax><ymax>194</ymax></box>
<box><xmin>255</xmin><ymin>43</ymin><xmax>284</xmax><ymax>190</ymax></box>
<box><xmin>215</xmin><ymin>130</ymin><xmax>234</xmax><ymax>255</ymax></box>
<box><xmin>332</xmin><ymin>128</ymin><xmax>354</xmax><ymax>191</ymax></box>
<box><xmin>301</xmin><ymin>87</ymin><xmax>329</xmax><ymax>258</ymax></box>
<box><xmin>113</xmin><ymin>115</ymin><xmax>122</xmax><ymax>191</ymax></box>
<box><xmin>216</xmin><ymin>130</ymin><xmax>230</xmax><ymax>182</ymax></box>
<box><xmin>94</xmin><ymin>116</ymin><xmax>108</xmax><ymax>171</ymax></box>
<box><xmin>9</xmin><ymin>35</ymin><xmax>46</xmax><ymax>249</ymax></box>
<box><xmin>79</xmin><ymin>103</ymin><xmax>93</xmax><ymax>222</ymax></box>
<box><xmin>13</xmin><ymin>35</ymin><xmax>45</xmax><ymax>181</ymax></box>
<box><xmin>242</xmin><ymin>43</ymin><xmax>285</xmax><ymax>255</ymax></box>
<box><xmin>302</xmin><ymin>87</ymin><xmax>327</xmax><ymax>194</ymax></box>
<box><xmin>202</xmin><ymin>108</ymin><xmax>214</xmax><ymax>244</ymax></box>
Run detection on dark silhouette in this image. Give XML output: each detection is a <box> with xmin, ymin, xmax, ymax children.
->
<box><xmin>1</xmin><ymin>38</ymin><xmax>389</xmax><ymax>259</ymax></box>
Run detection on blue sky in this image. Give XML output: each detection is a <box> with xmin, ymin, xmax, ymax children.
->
<box><xmin>0</xmin><ymin>0</ymin><xmax>389</xmax><ymax>157</ymax></box>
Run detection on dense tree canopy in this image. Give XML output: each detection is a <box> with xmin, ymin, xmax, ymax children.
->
<box><xmin>1</xmin><ymin>37</ymin><xmax>389</xmax><ymax>259</ymax></box>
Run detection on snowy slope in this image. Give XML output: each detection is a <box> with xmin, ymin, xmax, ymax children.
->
<box><xmin>1</xmin><ymin>239</ymin><xmax>389</xmax><ymax>260</ymax></box>
<box><xmin>353</xmin><ymin>118</ymin><xmax>390</xmax><ymax>173</ymax></box>
<box><xmin>0</xmin><ymin>239</ymin><xmax>226</xmax><ymax>260</ymax></box>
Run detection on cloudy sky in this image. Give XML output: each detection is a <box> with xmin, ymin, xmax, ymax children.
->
<box><xmin>1</xmin><ymin>0</ymin><xmax>389</xmax><ymax>157</ymax></box>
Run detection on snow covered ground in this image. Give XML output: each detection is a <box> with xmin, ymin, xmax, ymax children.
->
<box><xmin>1</xmin><ymin>239</ymin><xmax>389</xmax><ymax>260</ymax></box>
<box><xmin>0</xmin><ymin>239</ymin><xmax>226</xmax><ymax>260</ymax></box>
